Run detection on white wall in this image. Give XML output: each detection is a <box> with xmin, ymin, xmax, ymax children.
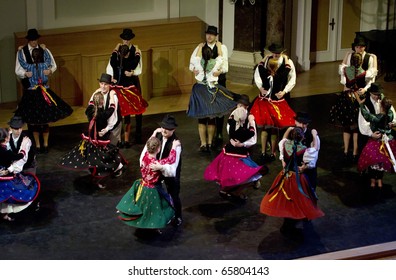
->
<box><xmin>360</xmin><ymin>0</ymin><xmax>394</xmax><ymax>31</ymax></box>
<box><xmin>1</xmin><ymin>0</ymin><xmax>220</xmax><ymax>103</ymax></box>
<box><xmin>180</xmin><ymin>0</ymin><xmax>206</xmax><ymax>21</ymax></box>
<box><xmin>0</xmin><ymin>0</ymin><xmax>26</xmax><ymax>103</ymax></box>
<box><xmin>29</xmin><ymin>0</ymin><xmax>168</xmax><ymax>29</ymax></box>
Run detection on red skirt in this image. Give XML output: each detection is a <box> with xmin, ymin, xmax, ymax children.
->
<box><xmin>250</xmin><ymin>97</ymin><xmax>295</xmax><ymax>128</ymax></box>
<box><xmin>260</xmin><ymin>171</ymin><xmax>324</xmax><ymax>220</ymax></box>
<box><xmin>112</xmin><ymin>86</ymin><xmax>148</xmax><ymax>116</ymax></box>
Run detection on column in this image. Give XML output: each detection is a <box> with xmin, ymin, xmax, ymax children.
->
<box><xmin>228</xmin><ymin>0</ymin><xmax>267</xmax><ymax>84</ymax></box>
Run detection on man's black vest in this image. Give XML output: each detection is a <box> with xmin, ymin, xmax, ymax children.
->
<box><xmin>156</xmin><ymin>132</ymin><xmax>182</xmax><ymax>178</ymax></box>
<box><xmin>9</xmin><ymin>132</ymin><xmax>36</xmax><ymax>170</ymax></box>
<box><xmin>258</xmin><ymin>57</ymin><xmax>289</xmax><ymax>101</ymax></box>
<box><xmin>302</xmin><ymin>128</ymin><xmax>314</xmax><ymax>148</ymax></box>
<box><xmin>349</xmin><ymin>52</ymin><xmax>371</xmax><ymax>71</ymax></box>
<box><xmin>364</xmin><ymin>94</ymin><xmax>377</xmax><ymax>114</ymax></box>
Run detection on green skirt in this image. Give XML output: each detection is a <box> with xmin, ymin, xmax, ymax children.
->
<box><xmin>116</xmin><ymin>179</ymin><xmax>175</xmax><ymax>229</ymax></box>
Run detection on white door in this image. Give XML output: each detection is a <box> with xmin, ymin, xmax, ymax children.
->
<box><xmin>313</xmin><ymin>0</ymin><xmax>363</xmax><ymax>62</ymax></box>
<box><xmin>313</xmin><ymin>0</ymin><xmax>342</xmax><ymax>62</ymax></box>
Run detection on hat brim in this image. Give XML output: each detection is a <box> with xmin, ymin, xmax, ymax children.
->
<box><xmin>120</xmin><ymin>34</ymin><xmax>135</xmax><ymax>40</ymax></box>
<box><xmin>8</xmin><ymin>121</ymin><xmax>24</xmax><ymax>128</ymax></box>
<box><xmin>352</xmin><ymin>43</ymin><xmax>366</xmax><ymax>48</ymax></box>
<box><xmin>25</xmin><ymin>35</ymin><xmax>40</xmax><ymax>40</ymax></box>
<box><xmin>158</xmin><ymin>122</ymin><xmax>177</xmax><ymax>130</ymax></box>
<box><xmin>205</xmin><ymin>31</ymin><xmax>218</xmax><ymax>35</ymax></box>
<box><xmin>98</xmin><ymin>78</ymin><xmax>112</xmax><ymax>84</ymax></box>
<box><xmin>294</xmin><ymin>117</ymin><xmax>311</xmax><ymax>124</ymax></box>
<box><xmin>268</xmin><ymin>48</ymin><xmax>286</xmax><ymax>54</ymax></box>
<box><xmin>237</xmin><ymin>100</ymin><xmax>250</xmax><ymax>106</ymax></box>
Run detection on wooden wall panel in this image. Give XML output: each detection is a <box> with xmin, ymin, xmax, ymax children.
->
<box><xmin>81</xmin><ymin>55</ymin><xmax>110</xmax><ymax>105</ymax></box>
<box><xmin>175</xmin><ymin>44</ymin><xmax>197</xmax><ymax>86</ymax></box>
<box><xmin>151</xmin><ymin>43</ymin><xmax>197</xmax><ymax>97</ymax></box>
<box><xmin>140</xmin><ymin>50</ymin><xmax>152</xmax><ymax>101</ymax></box>
<box><xmin>49</xmin><ymin>54</ymin><xmax>82</xmax><ymax>105</ymax></box>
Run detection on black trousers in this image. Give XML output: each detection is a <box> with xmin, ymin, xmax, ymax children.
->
<box><xmin>216</xmin><ymin>74</ymin><xmax>227</xmax><ymax>138</ymax></box>
<box><xmin>163</xmin><ymin>176</ymin><xmax>182</xmax><ymax>219</ymax></box>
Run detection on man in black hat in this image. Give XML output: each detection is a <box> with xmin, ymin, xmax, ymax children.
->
<box><xmin>358</xmin><ymin>83</ymin><xmax>396</xmax><ymax>149</ymax></box>
<box><xmin>253</xmin><ymin>43</ymin><xmax>296</xmax><ymax>161</ymax></box>
<box><xmin>142</xmin><ymin>114</ymin><xmax>183</xmax><ymax>226</ymax></box>
<box><xmin>189</xmin><ymin>25</ymin><xmax>229</xmax><ymax>145</ymax></box>
<box><xmin>89</xmin><ymin>73</ymin><xmax>121</xmax><ymax>146</ymax></box>
<box><xmin>256</xmin><ymin>43</ymin><xmax>296</xmax><ymax>102</ymax></box>
<box><xmin>15</xmin><ymin>28</ymin><xmax>57</xmax><ymax>90</ymax></box>
<box><xmin>282</xmin><ymin>111</ymin><xmax>320</xmax><ymax>193</ymax></box>
<box><xmin>7</xmin><ymin>115</ymin><xmax>37</xmax><ymax>174</ymax></box>
<box><xmin>340</xmin><ymin>36</ymin><xmax>377</xmax><ymax>95</ymax></box>
<box><xmin>106</xmin><ymin>28</ymin><xmax>145</xmax><ymax>145</ymax></box>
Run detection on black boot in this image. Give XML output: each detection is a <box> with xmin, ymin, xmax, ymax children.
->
<box><xmin>280</xmin><ymin>218</ymin><xmax>303</xmax><ymax>241</ymax></box>
<box><xmin>135</xmin><ymin>114</ymin><xmax>143</xmax><ymax>144</ymax></box>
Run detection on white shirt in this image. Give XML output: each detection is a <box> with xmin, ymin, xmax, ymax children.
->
<box><xmin>358</xmin><ymin>96</ymin><xmax>396</xmax><ymax>136</ymax></box>
<box><xmin>190</xmin><ymin>55</ymin><xmax>224</xmax><ymax>88</ymax></box>
<box><xmin>339</xmin><ymin>51</ymin><xmax>377</xmax><ymax>91</ymax></box>
<box><xmin>89</xmin><ymin>90</ymin><xmax>119</xmax><ymax>133</ymax></box>
<box><xmin>7</xmin><ymin>134</ymin><xmax>31</xmax><ymax>173</ymax></box>
<box><xmin>189</xmin><ymin>42</ymin><xmax>228</xmax><ymax>74</ymax></box>
<box><xmin>279</xmin><ymin>128</ymin><xmax>320</xmax><ymax>169</ymax></box>
<box><xmin>15</xmin><ymin>45</ymin><xmax>57</xmax><ymax>79</ymax></box>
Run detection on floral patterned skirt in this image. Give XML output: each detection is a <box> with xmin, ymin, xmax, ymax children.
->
<box><xmin>116</xmin><ymin>179</ymin><xmax>175</xmax><ymax>229</ymax></box>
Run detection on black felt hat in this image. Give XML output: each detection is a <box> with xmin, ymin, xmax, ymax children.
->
<box><xmin>119</xmin><ymin>28</ymin><xmax>135</xmax><ymax>40</ymax></box>
<box><xmin>98</xmin><ymin>73</ymin><xmax>112</xmax><ymax>84</ymax></box>
<box><xmin>158</xmin><ymin>114</ymin><xmax>178</xmax><ymax>130</ymax></box>
<box><xmin>8</xmin><ymin>116</ymin><xmax>24</xmax><ymax>129</ymax></box>
<box><xmin>352</xmin><ymin>36</ymin><xmax>367</xmax><ymax>47</ymax></box>
<box><xmin>205</xmin><ymin>25</ymin><xmax>218</xmax><ymax>35</ymax></box>
<box><xmin>267</xmin><ymin>43</ymin><xmax>285</xmax><ymax>54</ymax></box>
<box><xmin>25</xmin><ymin>28</ymin><xmax>41</xmax><ymax>41</ymax></box>
<box><xmin>294</xmin><ymin>112</ymin><xmax>312</xmax><ymax>124</ymax></box>
<box><xmin>236</xmin><ymin>94</ymin><xmax>250</xmax><ymax>106</ymax></box>
<box><xmin>367</xmin><ymin>83</ymin><xmax>382</xmax><ymax>95</ymax></box>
